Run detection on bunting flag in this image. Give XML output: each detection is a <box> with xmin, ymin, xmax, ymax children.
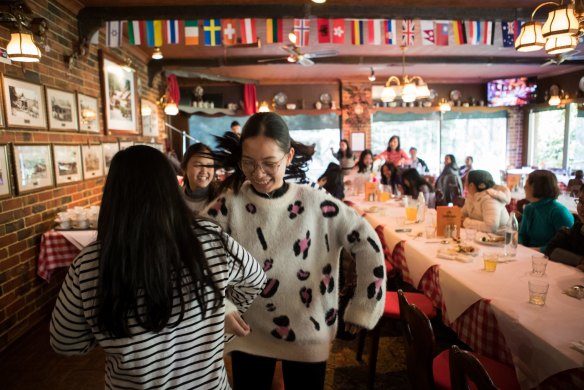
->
<box><xmin>420</xmin><ymin>20</ymin><xmax>435</xmax><ymax>45</ymax></box>
<box><xmin>332</xmin><ymin>19</ymin><xmax>345</xmax><ymax>44</ymax></box>
<box><xmin>266</xmin><ymin>18</ymin><xmax>283</xmax><ymax>43</ymax></box>
<box><xmin>452</xmin><ymin>20</ymin><xmax>467</xmax><ymax>45</ymax></box>
<box><xmin>435</xmin><ymin>21</ymin><xmax>449</xmax><ymax>46</ymax></box>
<box><xmin>317</xmin><ymin>18</ymin><xmax>331</xmax><ymax>43</ymax></box>
<box><xmin>351</xmin><ymin>20</ymin><xmax>365</xmax><ymax>45</ymax></box>
<box><xmin>401</xmin><ymin>19</ymin><xmax>415</xmax><ymax>46</ymax></box>
<box><xmin>203</xmin><ymin>19</ymin><xmax>222</xmax><ymax>46</ymax></box>
<box><xmin>367</xmin><ymin>19</ymin><xmax>384</xmax><ymax>45</ymax></box>
<box><xmin>106</xmin><ymin>21</ymin><xmax>122</xmax><ymax>47</ymax></box>
<box><xmin>184</xmin><ymin>20</ymin><xmax>199</xmax><ymax>45</ymax></box>
<box><xmin>240</xmin><ymin>18</ymin><xmax>257</xmax><ymax>44</ymax></box>
<box><xmin>128</xmin><ymin>21</ymin><xmax>145</xmax><ymax>45</ymax></box>
<box><xmin>482</xmin><ymin>21</ymin><xmax>495</xmax><ymax>45</ymax></box>
<box><xmin>153</xmin><ymin>20</ymin><xmax>163</xmax><ymax>47</ymax></box>
<box><xmin>293</xmin><ymin>19</ymin><xmax>310</xmax><ymax>46</ymax></box>
<box><xmin>165</xmin><ymin>20</ymin><xmax>180</xmax><ymax>44</ymax></box>
<box><xmin>467</xmin><ymin>21</ymin><xmax>481</xmax><ymax>45</ymax></box>
<box><xmin>502</xmin><ymin>21</ymin><xmax>521</xmax><ymax>47</ymax></box>
<box><xmin>222</xmin><ymin>19</ymin><xmax>237</xmax><ymax>46</ymax></box>
<box><xmin>385</xmin><ymin>19</ymin><xmax>397</xmax><ymax>45</ymax></box>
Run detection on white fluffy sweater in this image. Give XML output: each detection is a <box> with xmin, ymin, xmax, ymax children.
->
<box><xmin>205</xmin><ymin>182</ymin><xmax>385</xmax><ymax>362</ymax></box>
<box><xmin>462</xmin><ymin>185</ymin><xmax>511</xmax><ymax>233</ymax></box>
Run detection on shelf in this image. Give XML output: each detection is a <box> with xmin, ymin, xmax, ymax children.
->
<box><xmin>273</xmin><ymin>108</ymin><xmax>340</xmax><ymax>115</ymax></box>
<box><xmin>179</xmin><ymin>106</ymin><xmax>239</xmax><ymax>115</ymax></box>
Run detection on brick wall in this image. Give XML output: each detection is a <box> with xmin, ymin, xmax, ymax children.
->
<box><xmin>0</xmin><ymin>0</ymin><xmax>164</xmax><ymax>352</ymax></box>
<box><xmin>506</xmin><ymin>107</ymin><xmax>524</xmax><ymax>168</ymax></box>
<box><xmin>341</xmin><ymin>82</ymin><xmax>372</xmax><ymax>151</ymax></box>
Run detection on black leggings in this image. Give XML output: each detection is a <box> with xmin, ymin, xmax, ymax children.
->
<box><xmin>231</xmin><ymin>351</ymin><xmax>327</xmax><ymax>390</ymax></box>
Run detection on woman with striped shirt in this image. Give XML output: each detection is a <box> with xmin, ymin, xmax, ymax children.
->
<box><xmin>50</xmin><ymin>145</ymin><xmax>266</xmax><ymax>389</ymax></box>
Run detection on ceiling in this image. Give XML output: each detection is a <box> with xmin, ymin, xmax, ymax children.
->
<box><xmin>75</xmin><ymin>0</ymin><xmax>584</xmax><ymax>84</ymax></box>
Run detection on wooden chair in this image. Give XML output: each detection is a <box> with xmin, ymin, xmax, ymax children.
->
<box><xmin>506</xmin><ymin>174</ymin><xmax>521</xmax><ymax>191</ymax></box>
<box><xmin>449</xmin><ymin>345</ymin><xmax>497</xmax><ymax>390</ymax></box>
<box><xmin>398</xmin><ymin>290</ymin><xmax>520</xmax><ymax>390</ymax></box>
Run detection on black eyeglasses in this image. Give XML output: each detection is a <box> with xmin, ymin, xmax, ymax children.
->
<box><xmin>240</xmin><ymin>154</ymin><xmax>288</xmax><ymax>175</ymax></box>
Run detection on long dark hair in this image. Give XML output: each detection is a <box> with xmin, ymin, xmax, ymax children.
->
<box><xmin>337</xmin><ymin>139</ymin><xmax>353</xmax><ymax>159</ymax></box>
<box><xmin>402</xmin><ymin>168</ymin><xmax>434</xmax><ymax>197</ymax></box>
<box><xmin>181</xmin><ymin>142</ymin><xmax>219</xmax><ymax>202</ymax></box>
<box><xmin>318</xmin><ymin>162</ymin><xmax>344</xmax><ymax>199</ymax></box>
<box><xmin>444</xmin><ymin>154</ymin><xmax>459</xmax><ymax>171</ymax></box>
<box><xmin>386</xmin><ymin>135</ymin><xmax>401</xmax><ymax>152</ymax></box>
<box><xmin>96</xmin><ymin>146</ymin><xmax>222</xmax><ymax>337</ymax></box>
<box><xmin>357</xmin><ymin>149</ymin><xmax>373</xmax><ymax>173</ymax></box>
<box><xmin>215</xmin><ymin>112</ymin><xmax>315</xmax><ymax>193</ymax></box>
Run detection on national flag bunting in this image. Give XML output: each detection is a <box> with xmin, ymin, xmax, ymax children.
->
<box><xmin>502</xmin><ymin>21</ymin><xmax>521</xmax><ymax>47</ymax></box>
<box><xmin>165</xmin><ymin>20</ymin><xmax>180</xmax><ymax>44</ymax></box>
<box><xmin>452</xmin><ymin>20</ymin><xmax>467</xmax><ymax>45</ymax></box>
<box><xmin>184</xmin><ymin>20</ymin><xmax>199</xmax><ymax>45</ymax></box>
<box><xmin>222</xmin><ymin>19</ymin><xmax>237</xmax><ymax>46</ymax></box>
<box><xmin>482</xmin><ymin>21</ymin><xmax>495</xmax><ymax>45</ymax></box>
<box><xmin>332</xmin><ymin>19</ymin><xmax>345</xmax><ymax>44</ymax></box>
<box><xmin>153</xmin><ymin>20</ymin><xmax>163</xmax><ymax>47</ymax></box>
<box><xmin>351</xmin><ymin>20</ymin><xmax>364</xmax><ymax>45</ymax></box>
<box><xmin>317</xmin><ymin>18</ymin><xmax>331</xmax><ymax>44</ymax></box>
<box><xmin>293</xmin><ymin>19</ymin><xmax>310</xmax><ymax>46</ymax></box>
<box><xmin>128</xmin><ymin>21</ymin><xmax>145</xmax><ymax>45</ymax></box>
<box><xmin>420</xmin><ymin>20</ymin><xmax>435</xmax><ymax>45</ymax></box>
<box><xmin>435</xmin><ymin>21</ymin><xmax>449</xmax><ymax>46</ymax></box>
<box><xmin>203</xmin><ymin>19</ymin><xmax>222</xmax><ymax>46</ymax></box>
<box><xmin>266</xmin><ymin>18</ymin><xmax>283</xmax><ymax>43</ymax></box>
<box><xmin>401</xmin><ymin>19</ymin><xmax>415</xmax><ymax>46</ymax></box>
<box><xmin>467</xmin><ymin>21</ymin><xmax>481</xmax><ymax>45</ymax></box>
<box><xmin>240</xmin><ymin>18</ymin><xmax>257</xmax><ymax>44</ymax></box>
<box><xmin>106</xmin><ymin>21</ymin><xmax>122</xmax><ymax>47</ymax></box>
<box><xmin>367</xmin><ymin>19</ymin><xmax>384</xmax><ymax>45</ymax></box>
<box><xmin>385</xmin><ymin>20</ymin><xmax>397</xmax><ymax>45</ymax></box>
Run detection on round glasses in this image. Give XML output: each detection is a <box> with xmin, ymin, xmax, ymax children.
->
<box><xmin>240</xmin><ymin>154</ymin><xmax>288</xmax><ymax>175</ymax></box>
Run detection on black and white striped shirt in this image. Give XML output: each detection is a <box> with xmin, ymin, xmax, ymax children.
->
<box><xmin>50</xmin><ymin>221</ymin><xmax>266</xmax><ymax>389</ymax></box>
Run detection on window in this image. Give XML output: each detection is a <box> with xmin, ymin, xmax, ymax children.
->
<box><xmin>528</xmin><ymin>107</ymin><xmax>566</xmax><ymax>169</ymax></box>
<box><xmin>567</xmin><ymin>105</ymin><xmax>584</xmax><ymax>170</ymax></box>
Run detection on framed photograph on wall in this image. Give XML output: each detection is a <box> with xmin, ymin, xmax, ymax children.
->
<box><xmin>102</xmin><ymin>142</ymin><xmax>120</xmax><ymax>174</ymax></box>
<box><xmin>99</xmin><ymin>50</ymin><xmax>138</xmax><ymax>134</ymax></box>
<box><xmin>77</xmin><ymin>93</ymin><xmax>100</xmax><ymax>133</ymax></box>
<box><xmin>119</xmin><ymin>141</ymin><xmax>133</xmax><ymax>150</ymax></box>
<box><xmin>351</xmin><ymin>132</ymin><xmax>366</xmax><ymax>152</ymax></box>
<box><xmin>0</xmin><ymin>91</ymin><xmax>4</xmax><ymax>128</ymax></box>
<box><xmin>12</xmin><ymin>144</ymin><xmax>53</xmax><ymax>194</ymax></box>
<box><xmin>0</xmin><ymin>144</ymin><xmax>12</xmax><ymax>198</ymax></box>
<box><xmin>52</xmin><ymin>144</ymin><xmax>83</xmax><ymax>185</ymax></box>
<box><xmin>2</xmin><ymin>75</ymin><xmax>47</xmax><ymax>129</ymax></box>
<box><xmin>141</xmin><ymin>99</ymin><xmax>159</xmax><ymax>137</ymax></box>
<box><xmin>46</xmin><ymin>87</ymin><xmax>79</xmax><ymax>131</ymax></box>
<box><xmin>81</xmin><ymin>144</ymin><xmax>104</xmax><ymax>179</ymax></box>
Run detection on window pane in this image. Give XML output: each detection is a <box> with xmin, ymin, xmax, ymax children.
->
<box><xmin>531</xmin><ymin>108</ymin><xmax>565</xmax><ymax>169</ymax></box>
<box><xmin>568</xmin><ymin>104</ymin><xmax>584</xmax><ymax>170</ymax></box>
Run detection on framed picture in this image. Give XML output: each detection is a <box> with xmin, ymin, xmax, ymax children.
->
<box><xmin>0</xmin><ymin>144</ymin><xmax>12</xmax><ymax>198</ymax></box>
<box><xmin>46</xmin><ymin>87</ymin><xmax>78</xmax><ymax>131</ymax></box>
<box><xmin>99</xmin><ymin>50</ymin><xmax>138</xmax><ymax>134</ymax></box>
<box><xmin>102</xmin><ymin>142</ymin><xmax>120</xmax><ymax>174</ymax></box>
<box><xmin>141</xmin><ymin>99</ymin><xmax>159</xmax><ymax>137</ymax></box>
<box><xmin>52</xmin><ymin>144</ymin><xmax>83</xmax><ymax>184</ymax></box>
<box><xmin>12</xmin><ymin>144</ymin><xmax>53</xmax><ymax>194</ymax></box>
<box><xmin>81</xmin><ymin>144</ymin><xmax>104</xmax><ymax>179</ymax></box>
<box><xmin>2</xmin><ymin>75</ymin><xmax>47</xmax><ymax>129</ymax></box>
<box><xmin>77</xmin><ymin>93</ymin><xmax>100</xmax><ymax>133</ymax></box>
<box><xmin>119</xmin><ymin>141</ymin><xmax>133</xmax><ymax>150</ymax></box>
<box><xmin>351</xmin><ymin>132</ymin><xmax>366</xmax><ymax>152</ymax></box>
<box><xmin>0</xmin><ymin>91</ymin><xmax>4</xmax><ymax>128</ymax></box>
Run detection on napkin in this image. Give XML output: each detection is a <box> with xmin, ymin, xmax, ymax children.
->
<box><xmin>570</xmin><ymin>340</ymin><xmax>584</xmax><ymax>355</ymax></box>
<box><xmin>436</xmin><ymin>248</ymin><xmax>475</xmax><ymax>263</ymax></box>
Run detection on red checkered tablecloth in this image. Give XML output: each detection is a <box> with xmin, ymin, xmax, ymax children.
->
<box><xmin>392</xmin><ymin>241</ymin><xmax>413</xmax><ymax>285</ymax></box>
<box><xmin>37</xmin><ymin>230</ymin><xmax>81</xmax><ymax>282</ymax></box>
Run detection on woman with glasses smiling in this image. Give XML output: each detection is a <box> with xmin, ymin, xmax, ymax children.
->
<box><xmin>205</xmin><ymin>112</ymin><xmax>385</xmax><ymax>390</ymax></box>
<box><xmin>181</xmin><ymin>143</ymin><xmax>220</xmax><ymax>213</ymax></box>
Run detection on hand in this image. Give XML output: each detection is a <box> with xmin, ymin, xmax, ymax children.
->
<box><xmin>225</xmin><ymin>311</ymin><xmax>251</xmax><ymax>337</ymax></box>
<box><xmin>344</xmin><ymin>322</ymin><xmax>364</xmax><ymax>335</ymax></box>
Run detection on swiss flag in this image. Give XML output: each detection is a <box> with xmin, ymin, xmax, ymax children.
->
<box><xmin>317</xmin><ymin>18</ymin><xmax>330</xmax><ymax>43</ymax></box>
<box><xmin>332</xmin><ymin>19</ymin><xmax>345</xmax><ymax>44</ymax></box>
<box><xmin>222</xmin><ymin>19</ymin><xmax>237</xmax><ymax>46</ymax></box>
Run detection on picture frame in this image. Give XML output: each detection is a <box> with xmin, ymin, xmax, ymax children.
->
<box><xmin>52</xmin><ymin>144</ymin><xmax>83</xmax><ymax>185</ymax></box>
<box><xmin>99</xmin><ymin>50</ymin><xmax>138</xmax><ymax>134</ymax></box>
<box><xmin>141</xmin><ymin>99</ymin><xmax>159</xmax><ymax>137</ymax></box>
<box><xmin>119</xmin><ymin>141</ymin><xmax>133</xmax><ymax>150</ymax></box>
<box><xmin>351</xmin><ymin>132</ymin><xmax>366</xmax><ymax>152</ymax></box>
<box><xmin>2</xmin><ymin>75</ymin><xmax>47</xmax><ymax>129</ymax></box>
<box><xmin>0</xmin><ymin>144</ymin><xmax>12</xmax><ymax>198</ymax></box>
<box><xmin>46</xmin><ymin>87</ymin><xmax>79</xmax><ymax>131</ymax></box>
<box><xmin>101</xmin><ymin>142</ymin><xmax>120</xmax><ymax>174</ymax></box>
<box><xmin>81</xmin><ymin>144</ymin><xmax>104</xmax><ymax>179</ymax></box>
<box><xmin>77</xmin><ymin>93</ymin><xmax>100</xmax><ymax>133</ymax></box>
<box><xmin>0</xmin><ymin>91</ymin><xmax>4</xmax><ymax>128</ymax></box>
<box><xmin>12</xmin><ymin>144</ymin><xmax>53</xmax><ymax>194</ymax></box>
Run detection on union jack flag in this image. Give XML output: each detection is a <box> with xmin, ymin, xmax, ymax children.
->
<box><xmin>401</xmin><ymin>19</ymin><xmax>415</xmax><ymax>46</ymax></box>
<box><xmin>293</xmin><ymin>18</ymin><xmax>310</xmax><ymax>46</ymax></box>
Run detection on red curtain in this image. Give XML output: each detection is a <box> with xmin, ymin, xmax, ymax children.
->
<box><xmin>243</xmin><ymin>83</ymin><xmax>257</xmax><ymax>115</ymax></box>
<box><xmin>166</xmin><ymin>74</ymin><xmax>180</xmax><ymax>105</ymax></box>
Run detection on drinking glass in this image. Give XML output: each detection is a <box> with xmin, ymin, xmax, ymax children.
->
<box><xmin>483</xmin><ymin>253</ymin><xmax>498</xmax><ymax>272</ymax></box>
<box><xmin>528</xmin><ymin>280</ymin><xmax>549</xmax><ymax>306</ymax></box>
<box><xmin>531</xmin><ymin>255</ymin><xmax>548</xmax><ymax>277</ymax></box>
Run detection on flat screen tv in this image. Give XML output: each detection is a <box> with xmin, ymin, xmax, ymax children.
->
<box><xmin>487</xmin><ymin>77</ymin><xmax>537</xmax><ymax>107</ymax></box>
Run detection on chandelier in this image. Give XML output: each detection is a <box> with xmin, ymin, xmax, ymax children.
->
<box><xmin>380</xmin><ymin>46</ymin><xmax>430</xmax><ymax>103</ymax></box>
<box><xmin>515</xmin><ymin>0</ymin><xmax>583</xmax><ymax>55</ymax></box>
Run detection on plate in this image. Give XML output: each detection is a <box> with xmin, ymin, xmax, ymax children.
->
<box><xmin>449</xmin><ymin>89</ymin><xmax>462</xmax><ymax>102</ymax></box>
<box><xmin>579</xmin><ymin>76</ymin><xmax>584</xmax><ymax>92</ymax></box>
<box><xmin>475</xmin><ymin>232</ymin><xmax>505</xmax><ymax>247</ymax></box>
<box><xmin>320</xmin><ymin>92</ymin><xmax>332</xmax><ymax>104</ymax></box>
<box><xmin>274</xmin><ymin>92</ymin><xmax>287</xmax><ymax>106</ymax></box>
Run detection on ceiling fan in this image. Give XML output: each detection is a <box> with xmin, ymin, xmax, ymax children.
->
<box><xmin>258</xmin><ymin>33</ymin><xmax>338</xmax><ymax>66</ymax></box>
<box><xmin>541</xmin><ymin>50</ymin><xmax>584</xmax><ymax>66</ymax></box>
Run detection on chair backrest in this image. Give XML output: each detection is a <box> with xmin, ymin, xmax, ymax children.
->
<box><xmin>506</xmin><ymin>174</ymin><xmax>521</xmax><ymax>191</ymax></box>
<box><xmin>398</xmin><ymin>290</ymin><xmax>436</xmax><ymax>390</ymax></box>
<box><xmin>449</xmin><ymin>345</ymin><xmax>498</xmax><ymax>390</ymax></box>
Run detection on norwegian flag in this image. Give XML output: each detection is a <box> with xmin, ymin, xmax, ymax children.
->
<box><xmin>401</xmin><ymin>19</ymin><xmax>415</xmax><ymax>46</ymax></box>
<box><xmin>293</xmin><ymin>18</ymin><xmax>310</xmax><ymax>46</ymax></box>
<box><xmin>240</xmin><ymin>18</ymin><xmax>257</xmax><ymax>44</ymax></box>
<box><xmin>332</xmin><ymin>19</ymin><xmax>345</xmax><ymax>44</ymax></box>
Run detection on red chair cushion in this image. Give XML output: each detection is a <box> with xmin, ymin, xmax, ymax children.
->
<box><xmin>432</xmin><ymin>349</ymin><xmax>451</xmax><ymax>390</ymax></box>
<box><xmin>384</xmin><ymin>292</ymin><xmax>437</xmax><ymax>319</ymax></box>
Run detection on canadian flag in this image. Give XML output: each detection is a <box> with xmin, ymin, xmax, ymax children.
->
<box><xmin>240</xmin><ymin>18</ymin><xmax>257</xmax><ymax>44</ymax></box>
<box><xmin>332</xmin><ymin>19</ymin><xmax>345</xmax><ymax>44</ymax></box>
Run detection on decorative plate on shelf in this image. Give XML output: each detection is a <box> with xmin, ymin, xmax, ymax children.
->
<box><xmin>428</xmin><ymin>89</ymin><xmax>438</xmax><ymax>102</ymax></box>
<box><xmin>320</xmin><ymin>92</ymin><xmax>332</xmax><ymax>105</ymax></box>
<box><xmin>449</xmin><ymin>89</ymin><xmax>462</xmax><ymax>102</ymax></box>
<box><xmin>579</xmin><ymin>76</ymin><xmax>584</xmax><ymax>92</ymax></box>
<box><xmin>274</xmin><ymin>92</ymin><xmax>288</xmax><ymax>105</ymax></box>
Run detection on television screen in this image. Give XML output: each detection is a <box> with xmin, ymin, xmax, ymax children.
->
<box><xmin>487</xmin><ymin>77</ymin><xmax>537</xmax><ymax>107</ymax></box>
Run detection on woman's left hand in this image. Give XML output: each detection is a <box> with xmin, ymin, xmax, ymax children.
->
<box><xmin>345</xmin><ymin>322</ymin><xmax>364</xmax><ymax>334</ymax></box>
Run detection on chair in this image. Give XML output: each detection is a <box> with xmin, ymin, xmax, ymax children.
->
<box><xmin>356</xmin><ymin>289</ymin><xmax>437</xmax><ymax>390</ymax></box>
<box><xmin>398</xmin><ymin>290</ymin><xmax>520</xmax><ymax>390</ymax></box>
<box><xmin>449</xmin><ymin>345</ymin><xmax>497</xmax><ymax>390</ymax></box>
<box><xmin>506</xmin><ymin>175</ymin><xmax>521</xmax><ymax>191</ymax></box>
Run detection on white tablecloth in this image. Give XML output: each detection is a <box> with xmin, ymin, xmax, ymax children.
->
<box><xmin>58</xmin><ymin>230</ymin><xmax>97</xmax><ymax>250</ymax></box>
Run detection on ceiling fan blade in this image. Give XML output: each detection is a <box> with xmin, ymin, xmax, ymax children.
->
<box><xmin>257</xmin><ymin>57</ymin><xmax>289</xmax><ymax>63</ymax></box>
<box><xmin>281</xmin><ymin>44</ymin><xmax>297</xmax><ymax>55</ymax></box>
<box><xmin>305</xmin><ymin>50</ymin><xmax>339</xmax><ymax>59</ymax></box>
<box><xmin>298</xmin><ymin>57</ymin><xmax>315</xmax><ymax>66</ymax></box>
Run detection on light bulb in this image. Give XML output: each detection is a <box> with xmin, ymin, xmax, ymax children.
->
<box><xmin>152</xmin><ymin>47</ymin><xmax>163</xmax><ymax>60</ymax></box>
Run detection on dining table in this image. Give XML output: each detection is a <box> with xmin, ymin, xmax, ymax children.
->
<box><xmin>344</xmin><ymin>194</ymin><xmax>584</xmax><ymax>389</ymax></box>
